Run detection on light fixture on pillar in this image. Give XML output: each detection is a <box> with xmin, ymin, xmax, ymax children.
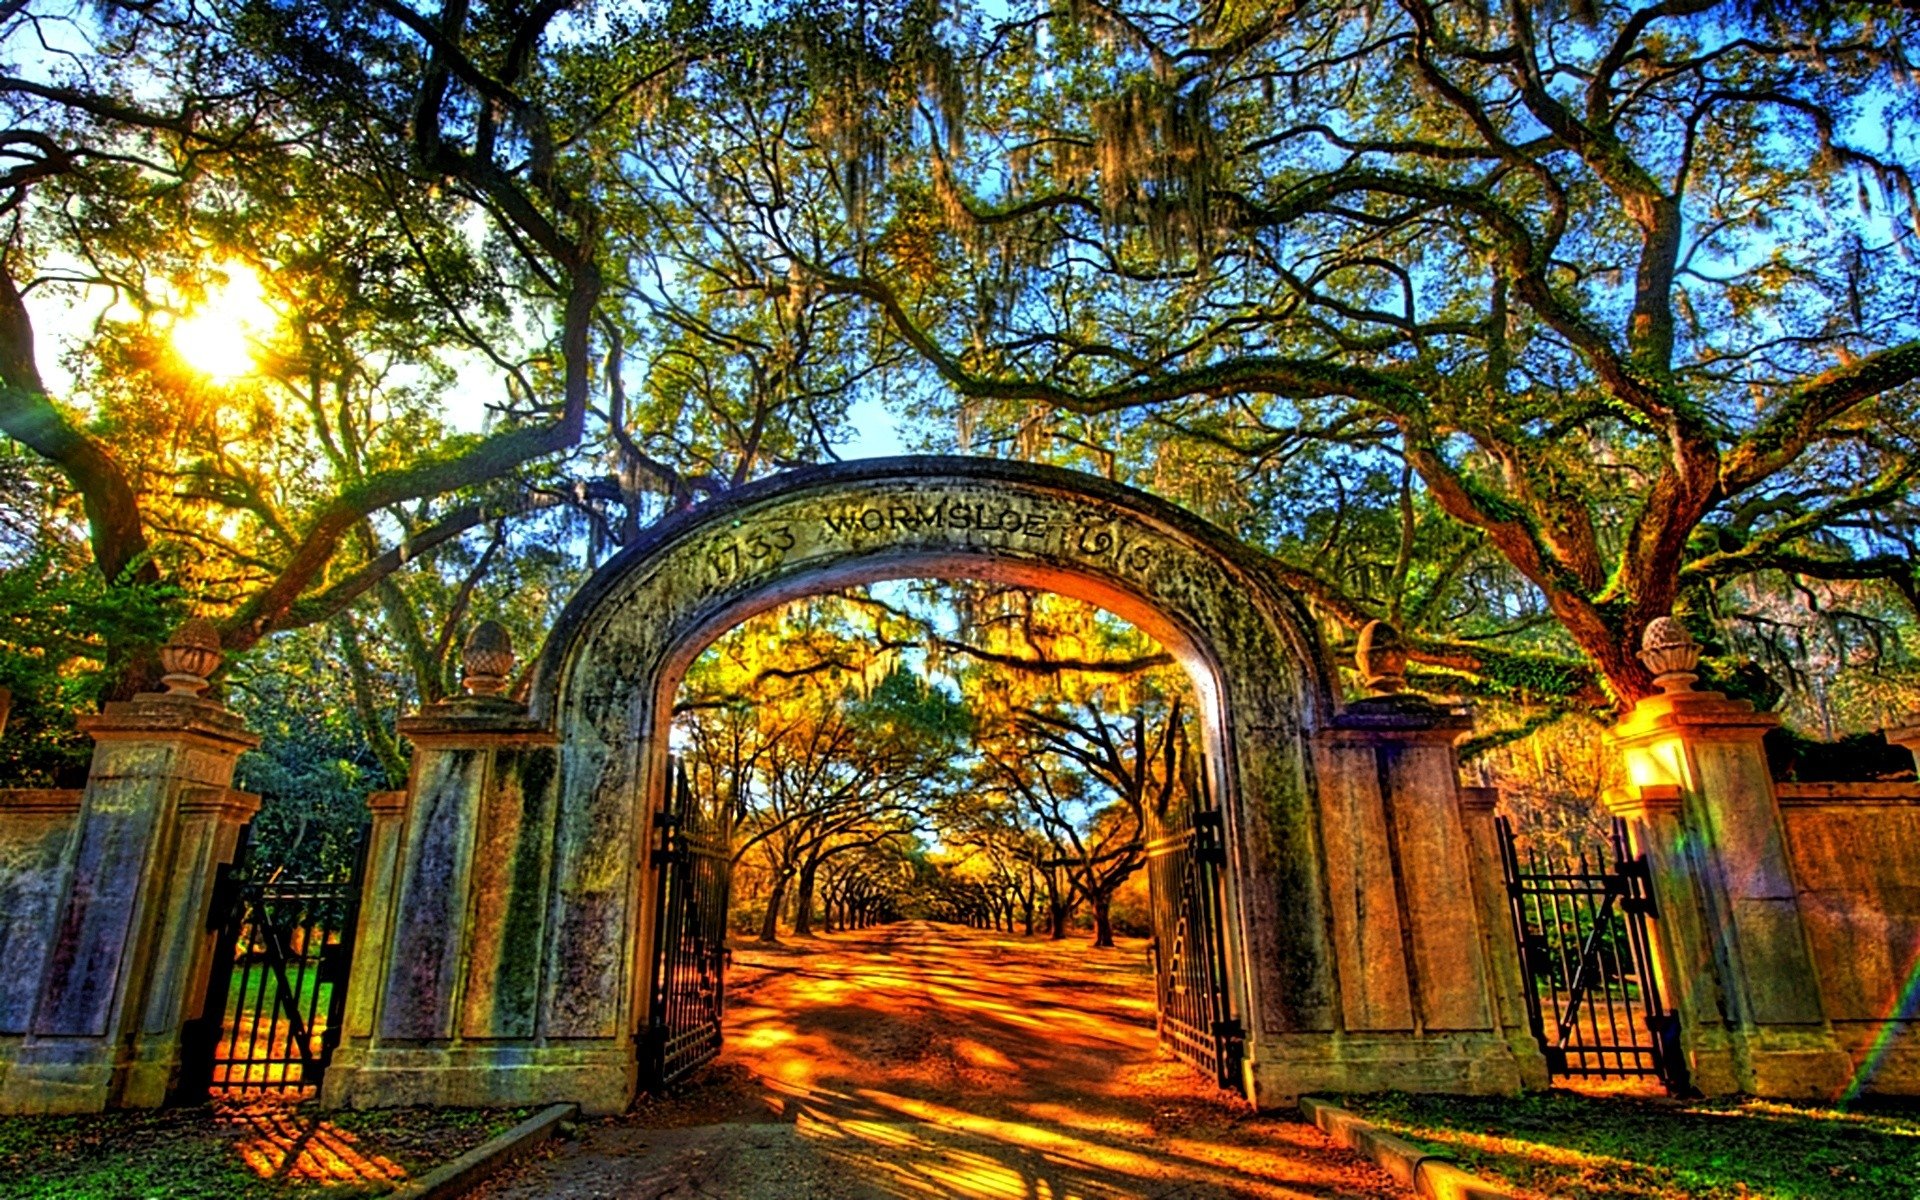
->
<box><xmin>159</xmin><ymin>617</ymin><xmax>223</xmax><ymax>697</ymax></box>
<box><xmin>462</xmin><ymin>620</ymin><xmax>515</xmax><ymax>698</ymax></box>
<box><xmin>1354</xmin><ymin>619</ymin><xmax>1409</xmax><ymax>695</ymax></box>
<box><xmin>1638</xmin><ymin>616</ymin><xmax>1702</xmax><ymax>694</ymax></box>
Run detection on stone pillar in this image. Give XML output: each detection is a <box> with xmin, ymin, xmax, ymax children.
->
<box><xmin>1304</xmin><ymin>621</ymin><xmax>1544</xmax><ymax>1094</ymax></box>
<box><xmin>1607</xmin><ymin>617</ymin><xmax>1851</xmax><ymax>1097</ymax></box>
<box><xmin>333</xmin><ymin>787</ymin><xmax>409</xmax><ymax>1052</ymax></box>
<box><xmin>323</xmin><ymin>624</ymin><xmax>600</xmax><ymax>1111</ymax></box>
<box><xmin>0</xmin><ymin>789</ymin><xmax>85</xmax><ymax>1045</ymax></box>
<box><xmin>1885</xmin><ymin>720</ymin><xmax>1920</xmax><ymax>775</ymax></box>
<box><xmin>1458</xmin><ymin>784</ymin><xmax>1551</xmax><ymax>1088</ymax></box>
<box><xmin>0</xmin><ymin>620</ymin><xmax>260</xmax><ymax>1113</ymax></box>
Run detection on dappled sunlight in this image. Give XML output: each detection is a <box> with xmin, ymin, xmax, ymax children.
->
<box><xmin>740</xmin><ymin>1072</ymin><xmax>1371</xmax><ymax>1200</ymax></box>
<box><xmin>722</xmin><ymin>927</ymin><xmax>1172</xmax><ymax>1107</ymax></box>
<box><xmin>1735</xmin><ymin>1099</ymin><xmax>1920</xmax><ymax>1135</ymax></box>
<box><xmin>216</xmin><ymin>1098</ymin><xmax>408</xmax><ymax>1186</ymax></box>
<box><xmin>1012</xmin><ymin>1100</ymin><xmax>1155</xmax><ymax>1141</ymax></box>
<box><xmin>711</xmin><ymin>923</ymin><xmax>1398</xmax><ymax>1199</ymax></box>
<box><xmin>477</xmin><ymin>923</ymin><xmax>1396</xmax><ymax>1198</ymax></box>
<box><xmin>954</xmin><ymin>1038</ymin><xmax>1016</xmax><ymax>1072</ymax></box>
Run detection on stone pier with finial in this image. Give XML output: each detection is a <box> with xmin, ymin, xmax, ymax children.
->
<box><xmin>1307</xmin><ymin>620</ymin><xmax>1549</xmax><ymax>1094</ymax></box>
<box><xmin>1607</xmin><ymin>615</ymin><xmax>1855</xmax><ymax>1097</ymax></box>
<box><xmin>320</xmin><ymin>621</ymin><xmax>596</xmax><ymax>1111</ymax></box>
<box><xmin>0</xmin><ymin>618</ymin><xmax>260</xmax><ymax>1113</ymax></box>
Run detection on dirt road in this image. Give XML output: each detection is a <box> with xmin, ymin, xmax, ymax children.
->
<box><xmin>475</xmin><ymin>922</ymin><xmax>1401</xmax><ymax>1199</ymax></box>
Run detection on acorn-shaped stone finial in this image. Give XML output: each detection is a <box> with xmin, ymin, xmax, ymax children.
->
<box><xmin>159</xmin><ymin>617</ymin><xmax>222</xmax><ymax>697</ymax></box>
<box><xmin>1639</xmin><ymin>616</ymin><xmax>1701</xmax><ymax>694</ymax></box>
<box><xmin>1355</xmin><ymin>619</ymin><xmax>1409</xmax><ymax>695</ymax></box>
<box><xmin>461</xmin><ymin>620</ymin><xmax>515</xmax><ymax>697</ymax></box>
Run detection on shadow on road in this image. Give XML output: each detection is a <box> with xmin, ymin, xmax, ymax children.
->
<box><xmin>477</xmin><ymin>923</ymin><xmax>1400</xmax><ymax>1199</ymax></box>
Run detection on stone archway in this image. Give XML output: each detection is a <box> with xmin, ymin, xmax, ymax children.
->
<box><xmin>323</xmin><ymin>457</ymin><xmax>1544</xmax><ymax>1114</ymax></box>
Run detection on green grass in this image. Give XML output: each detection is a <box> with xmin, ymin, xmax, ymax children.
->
<box><xmin>0</xmin><ymin>1103</ymin><xmax>534</xmax><ymax>1199</ymax></box>
<box><xmin>219</xmin><ymin>961</ymin><xmax>332</xmax><ymax>1038</ymax></box>
<box><xmin>1339</xmin><ymin>1090</ymin><xmax>1920</xmax><ymax>1199</ymax></box>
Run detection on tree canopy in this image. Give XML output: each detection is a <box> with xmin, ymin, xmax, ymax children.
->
<box><xmin>1</xmin><ymin>0</ymin><xmax>1917</xmax><ymax>786</ymax></box>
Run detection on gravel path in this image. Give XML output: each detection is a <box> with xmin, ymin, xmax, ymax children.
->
<box><xmin>474</xmin><ymin>923</ymin><xmax>1402</xmax><ymax>1199</ymax></box>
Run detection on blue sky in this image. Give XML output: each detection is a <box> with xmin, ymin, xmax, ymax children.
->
<box><xmin>835</xmin><ymin>395</ymin><xmax>910</xmax><ymax>460</ymax></box>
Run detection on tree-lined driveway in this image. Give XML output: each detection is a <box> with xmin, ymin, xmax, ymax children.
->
<box><xmin>477</xmin><ymin>923</ymin><xmax>1401</xmax><ymax>1199</ymax></box>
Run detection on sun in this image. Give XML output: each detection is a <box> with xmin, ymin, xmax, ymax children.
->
<box><xmin>171</xmin><ymin>264</ymin><xmax>276</xmax><ymax>381</ymax></box>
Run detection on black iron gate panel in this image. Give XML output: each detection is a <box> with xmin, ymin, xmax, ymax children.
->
<box><xmin>1498</xmin><ymin>815</ymin><xmax>1688</xmax><ymax>1093</ymax></box>
<box><xmin>179</xmin><ymin>823</ymin><xmax>369</xmax><ymax>1098</ymax></box>
<box><xmin>640</xmin><ymin>757</ymin><xmax>734</xmax><ymax>1090</ymax></box>
<box><xmin>1146</xmin><ymin>756</ymin><xmax>1243</xmax><ymax>1093</ymax></box>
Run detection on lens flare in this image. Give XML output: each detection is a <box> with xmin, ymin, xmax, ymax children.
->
<box><xmin>172</xmin><ymin>264</ymin><xmax>275</xmax><ymax>380</ymax></box>
<box><xmin>1840</xmin><ymin>948</ymin><xmax>1920</xmax><ymax>1104</ymax></box>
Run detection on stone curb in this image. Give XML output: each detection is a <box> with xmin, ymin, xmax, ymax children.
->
<box><xmin>1300</xmin><ymin>1096</ymin><xmax>1516</xmax><ymax>1200</ymax></box>
<box><xmin>389</xmin><ymin>1102</ymin><xmax>578</xmax><ymax>1199</ymax></box>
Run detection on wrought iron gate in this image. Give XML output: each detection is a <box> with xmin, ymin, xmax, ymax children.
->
<box><xmin>1498</xmin><ymin>816</ymin><xmax>1688</xmax><ymax>1093</ymax></box>
<box><xmin>178</xmin><ymin>822</ymin><xmax>369</xmax><ymax>1098</ymax></box>
<box><xmin>1145</xmin><ymin>753</ymin><xmax>1243</xmax><ymax>1093</ymax></box>
<box><xmin>640</xmin><ymin>757</ymin><xmax>734</xmax><ymax>1090</ymax></box>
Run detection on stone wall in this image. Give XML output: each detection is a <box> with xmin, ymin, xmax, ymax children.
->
<box><xmin>0</xmin><ymin>620</ymin><xmax>260</xmax><ymax>1114</ymax></box>
<box><xmin>1778</xmin><ymin>782</ymin><xmax>1920</xmax><ymax>1095</ymax></box>
<box><xmin>1607</xmin><ymin>618</ymin><xmax>1920</xmax><ymax>1101</ymax></box>
<box><xmin>0</xmin><ymin>790</ymin><xmax>83</xmax><ymax>1038</ymax></box>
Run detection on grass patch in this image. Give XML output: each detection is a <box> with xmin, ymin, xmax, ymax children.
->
<box><xmin>0</xmin><ymin>1101</ymin><xmax>535</xmax><ymax>1199</ymax></box>
<box><xmin>1339</xmin><ymin>1090</ymin><xmax>1920</xmax><ymax>1199</ymax></box>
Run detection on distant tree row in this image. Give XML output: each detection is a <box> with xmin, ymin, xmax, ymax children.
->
<box><xmin>678</xmin><ymin>583</ymin><xmax>1194</xmax><ymax>948</ymax></box>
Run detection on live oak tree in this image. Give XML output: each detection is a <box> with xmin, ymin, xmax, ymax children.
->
<box><xmin>818</xmin><ymin>841</ymin><xmax>916</xmax><ymax>931</ymax></box>
<box><xmin>941</xmin><ymin>813</ymin><xmax>1049</xmax><ymax>934</ymax></box>
<box><xmin>0</xmin><ymin>0</ymin><xmax>581</xmax><ymax>680</ymax></box>
<box><xmin>673</xmin><ymin>582</ymin><xmax>1200</xmax><ymax>942</ymax></box>
<box><xmin>9</xmin><ymin>0</ymin><xmax>1917</xmax><ymax>790</ymax></box>
<box><xmin>935</xmin><ymin>583</ymin><xmax>1195</xmax><ymax>945</ymax></box>
<box><xmin>984</xmin><ymin>695</ymin><xmax>1188</xmax><ymax>947</ymax></box>
<box><xmin>0</xmin><ymin>0</ymin><xmax>847</xmax><ymax>713</ymax></box>
<box><xmin>654</xmin><ymin>0</ymin><xmax>1920</xmax><ymax>711</ymax></box>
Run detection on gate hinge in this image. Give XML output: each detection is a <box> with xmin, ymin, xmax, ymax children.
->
<box><xmin>1212</xmin><ymin>1017</ymin><xmax>1246</xmax><ymax>1089</ymax></box>
<box><xmin>652</xmin><ymin>808</ymin><xmax>686</xmax><ymax>866</ymax></box>
<box><xmin>206</xmin><ymin>863</ymin><xmax>239</xmax><ymax>932</ymax></box>
<box><xmin>1194</xmin><ymin>810</ymin><xmax>1227</xmax><ymax>865</ymax></box>
<box><xmin>637</xmin><ymin>1022</ymin><xmax>668</xmax><ymax>1088</ymax></box>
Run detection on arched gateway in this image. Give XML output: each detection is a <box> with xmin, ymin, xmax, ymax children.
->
<box><xmin>322</xmin><ymin>457</ymin><xmax>1545</xmax><ymax>1113</ymax></box>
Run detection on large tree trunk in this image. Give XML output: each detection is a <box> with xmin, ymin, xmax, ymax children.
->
<box><xmin>792</xmin><ymin>859</ymin><xmax>818</xmax><ymax>936</ymax></box>
<box><xmin>1091</xmin><ymin>893</ymin><xmax>1115</xmax><ymax>948</ymax></box>
<box><xmin>759</xmin><ymin>871</ymin><xmax>789</xmax><ymax>944</ymax></box>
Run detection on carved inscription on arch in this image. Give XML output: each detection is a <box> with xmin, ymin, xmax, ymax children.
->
<box><xmin>701</xmin><ymin>522</ymin><xmax>797</xmax><ymax>586</ymax></box>
<box><xmin>692</xmin><ymin>490</ymin><xmax>1164</xmax><ymax>592</ymax></box>
<box><xmin>817</xmin><ymin>497</ymin><xmax>1052</xmax><ymax>540</ymax></box>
